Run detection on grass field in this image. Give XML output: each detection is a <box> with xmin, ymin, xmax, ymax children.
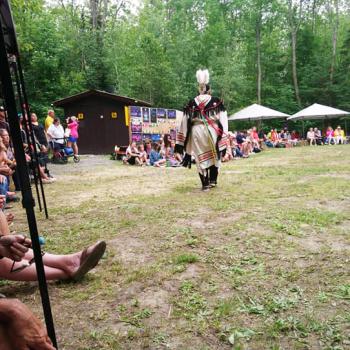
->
<box><xmin>2</xmin><ymin>145</ymin><xmax>350</xmax><ymax>350</ymax></box>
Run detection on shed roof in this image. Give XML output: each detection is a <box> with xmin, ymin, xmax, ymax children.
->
<box><xmin>53</xmin><ymin>89</ymin><xmax>152</xmax><ymax>107</ymax></box>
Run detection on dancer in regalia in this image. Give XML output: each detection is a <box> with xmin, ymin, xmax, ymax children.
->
<box><xmin>175</xmin><ymin>69</ymin><xmax>228</xmax><ymax>191</ymax></box>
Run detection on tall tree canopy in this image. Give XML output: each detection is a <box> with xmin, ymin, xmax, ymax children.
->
<box><xmin>9</xmin><ymin>0</ymin><xmax>350</xmax><ymax>117</ymax></box>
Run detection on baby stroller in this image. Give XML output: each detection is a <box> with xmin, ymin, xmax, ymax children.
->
<box><xmin>50</xmin><ymin>138</ymin><xmax>80</xmax><ymax>164</ymax></box>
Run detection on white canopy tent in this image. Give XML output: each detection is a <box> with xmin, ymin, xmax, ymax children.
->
<box><xmin>228</xmin><ymin>103</ymin><xmax>290</xmax><ymax>121</ymax></box>
<box><xmin>288</xmin><ymin>103</ymin><xmax>350</xmax><ymax>121</ymax></box>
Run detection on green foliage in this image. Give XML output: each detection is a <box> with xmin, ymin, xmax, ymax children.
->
<box><xmin>9</xmin><ymin>0</ymin><xmax>350</xmax><ymax>124</ymax></box>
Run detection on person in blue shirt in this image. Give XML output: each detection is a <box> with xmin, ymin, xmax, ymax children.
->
<box><xmin>150</xmin><ymin>142</ymin><xmax>166</xmax><ymax>167</ymax></box>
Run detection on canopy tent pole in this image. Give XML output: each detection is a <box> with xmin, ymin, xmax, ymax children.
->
<box><xmin>302</xmin><ymin>120</ymin><xmax>305</xmax><ymax>139</ymax></box>
<box><xmin>345</xmin><ymin>119</ymin><xmax>348</xmax><ymax>136</ymax></box>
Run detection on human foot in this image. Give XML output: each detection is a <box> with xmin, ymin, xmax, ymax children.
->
<box><xmin>70</xmin><ymin>241</ymin><xmax>106</xmax><ymax>281</ymax></box>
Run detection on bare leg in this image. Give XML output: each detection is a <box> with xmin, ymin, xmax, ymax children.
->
<box><xmin>23</xmin><ymin>249</ymin><xmax>80</xmax><ymax>277</ymax></box>
<box><xmin>0</xmin><ymin>257</ymin><xmax>68</xmax><ymax>281</ymax></box>
<box><xmin>39</xmin><ymin>166</ymin><xmax>49</xmax><ymax>180</ymax></box>
<box><xmin>0</xmin><ymin>211</ymin><xmax>10</xmax><ymax>235</ymax></box>
<box><xmin>73</xmin><ymin>142</ymin><xmax>78</xmax><ymax>155</ymax></box>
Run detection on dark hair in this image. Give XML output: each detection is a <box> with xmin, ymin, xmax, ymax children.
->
<box><xmin>152</xmin><ymin>142</ymin><xmax>159</xmax><ymax>151</ymax></box>
<box><xmin>0</xmin><ymin>128</ymin><xmax>8</xmax><ymax>136</ymax></box>
<box><xmin>54</xmin><ymin>118</ymin><xmax>60</xmax><ymax>124</ymax></box>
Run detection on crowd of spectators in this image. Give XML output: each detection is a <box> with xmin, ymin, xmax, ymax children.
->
<box><xmin>0</xmin><ymin>107</ymin><xmax>101</xmax><ymax>349</ymax></box>
<box><xmin>121</xmin><ymin>135</ymin><xmax>182</xmax><ymax>167</ymax></box>
<box><xmin>306</xmin><ymin>126</ymin><xmax>346</xmax><ymax>145</ymax></box>
<box><xmin>120</xmin><ymin>124</ymin><xmax>348</xmax><ymax>167</ymax></box>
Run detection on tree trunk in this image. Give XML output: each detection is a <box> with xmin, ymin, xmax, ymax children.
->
<box><xmin>256</xmin><ymin>12</ymin><xmax>262</xmax><ymax>105</ymax></box>
<box><xmin>90</xmin><ymin>0</ymin><xmax>99</xmax><ymax>29</ymax></box>
<box><xmin>311</xmin><ymin>0</ymin><xmax>317</xmax><ymax>33</ymax></box>
<box><xmin>291</xmin><ymin>30</ymin><xmax>301</xmax><ymax>107</ymax></box>
<box><xmin>330</xmin><ymin>0</ymin><xmax>339</xmax><ymax>85</ymax></box>
<box><xmin>288</xmin><ymin>0</ymin><xmax>303</xmax><ymax>107</ymax></box>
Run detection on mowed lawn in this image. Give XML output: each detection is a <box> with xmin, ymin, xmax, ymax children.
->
<box><xmin>2</xmin><ymin>145</ymin><xmax>350</xmax><ymax>350</ymax></box>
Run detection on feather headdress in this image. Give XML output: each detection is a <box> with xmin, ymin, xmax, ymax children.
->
<box><xmin>196</xmin><ymin>69</ymin><xmax>210</xmax><ymax>94</ymax></box>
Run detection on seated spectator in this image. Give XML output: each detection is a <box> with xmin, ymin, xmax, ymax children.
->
<box><xmin>47</xmin><ymin>118</ymin><xmax>64</xmax><ymax>151</ymax></box>
<box><xmin>222</xmin><ymin>135</ymin><xmax>234</xmax><ymax>162</ymax></box>
<box><xmin>325</xmin><ymin>126</ymin><xmax>335</xmax><ymax>145</ymax></box>
<box><xmin>307</xmin><ymin>128</ymin><xmax>316</xmax><ymax>145</ymax></box>
<box><xmin>0</xmin><ymin>107</ymin><xmax>9</xmax><ymax>133</ymax></box>
<box><xmin>334</xmin><ymin>126</ymin><xmax>345</xmax><ymax>144</ymax></box>
<box><xmin>0</xmin><ymin>197</ymin><xmax>106</xmax><ymax>281</ymax></box>
<box><xmin>230</xmin><ymin>132</ymin><xmax>243</xmax><ymax>157</ymax></box>
<box><xmin>279</xmin><ymin>130</ymin><xmax>292</xmax><ymax>148</ymax></box>
<box><xmin>165</xmin><ymin>140</ymin><xmax>181</xmax><ymax>166</ymax></box>
<box><xmin>258</xmin><ymin>129</ymin><xmax>266</xmax><ymax>148</ymax></box>
<box><xmin>138</xmin><ymin>144</ymin><xmax>148</xmax><ymax>165</ymax></box>
<box><xmin>123</xmin><ymin>142</ymin><xmax>141</xmax><ymax>165</ymax></box>
<box><xmin>249</xmin><ymin>127</ymin><xmax>261</xmax><ymax>151</ymax></box>
<box><xmin>171</xmin><ymin>140</ymin><xmax>183</xmax><ymax>163</ymax></box>
<box><xmin>144</xmin><ymin>139</ymin><xmax>152</xmax><ymax>158</ymax></box>
<box><xmin>150</xmin><ymin>142</ymin><xmax>166</xmax><ymax>167</ymax></box>
<box><xmin>236</xmin><ymin>131</ymin><xmax>250</xmax><ymax>157</ymax></box>
<box><xmin>314</xmin><ymin>128</ymin><xmax>323</xmax><ymax>145</ymax></box>
<box><xmin>290</xmin><ymin>130</ymin><xmax>300</xmax><ymax>146</ymax></box>
<box><xmin>270</xmin><ymin>129</ymin><xmax>279</xmax><ymax>147</ymax></box>
<box><xmin>0</xmin><ymin>298</ymin><xmax>55</xmax><ymax>350</ymax></box>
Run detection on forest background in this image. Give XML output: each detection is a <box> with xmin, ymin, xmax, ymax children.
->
<box><xmin>10</xmin><ymin>0</ymin><xmax>350</xmax><ymax>127</ymax></box>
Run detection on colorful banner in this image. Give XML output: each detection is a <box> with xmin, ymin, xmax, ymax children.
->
<box><xmin>157</xmin><ymin>108</ymin><xmax>166</xmax><ymax>119</ymax></box>
<box><xmin>167</xmin><ymin>110</ymin><xmax>176</xmax><ymax>119</ymax></box>
<box><xmin>129</xmin><ymin>106</ymin><xmax>178</xmax><ymax>143</ymax></box>
<box><xmin>142</xmin><ymin>108</ymin><xmax>150</xmax><ymax>123</ymax></box>
<box><xmin>151</xmin><ymin>108</ymin><xmax>157</xmax><ymax>123</ymax></box>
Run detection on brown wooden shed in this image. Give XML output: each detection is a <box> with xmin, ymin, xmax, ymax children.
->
<box><xmin>53</xmin><ymin>89</ymin><xmax>151</xmax><ymax>154</ymax></box>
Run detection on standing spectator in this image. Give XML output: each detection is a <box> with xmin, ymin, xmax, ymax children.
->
<box><xmin>47</xmin><ymin>118</ymin><xmax>64</xmax><ymax>151</ymax></box>
<box><xmin>44</xmin><ymin>110</ymin><xmax>55</xmax><ymax>133</ymax></box>
<box><xmin>0</xmin><ymin>107</ymin><xmax>9</xmax><ymax>133</ymax></box>
<box><xmin>31</xmin><ymin>113</ymin><xmax>48</xmax><ymax>149</ymax></box>
<box><xmin>66</xmin><ymin>116</ymin><xmax>79</xmax><ymax>157</ymax></box>
<box><xmin>306</xmin><ymin>128</ymin><xmax>316</xmax><ymax>145</ymax></box>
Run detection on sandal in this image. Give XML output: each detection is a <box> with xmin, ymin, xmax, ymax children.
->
<box><xmin>71</xmin><ymin>241</ymin><xmax>106</xmax><ymax>281</ymax></box>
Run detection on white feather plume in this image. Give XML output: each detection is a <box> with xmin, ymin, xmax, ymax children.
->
<box><xmin>196</xmin><ymin>69</ymin><xmax>210</xmax><ymax>85</ymax></box>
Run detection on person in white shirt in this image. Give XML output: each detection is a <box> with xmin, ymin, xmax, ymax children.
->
<box><xmin>306</xmin><ymin>127</ymin><xmax>316</xmax><ymax>146</ymax></box>
<box><xmin>47</xmin><ymin>118</ymin><xmax>64</xmax><ymax>151</ymax></box>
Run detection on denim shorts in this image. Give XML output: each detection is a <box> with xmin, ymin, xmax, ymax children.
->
<box><xmin>68</xmin><ymin>136</ymin><xmax>78</xmax><ymax>143</ymax></box>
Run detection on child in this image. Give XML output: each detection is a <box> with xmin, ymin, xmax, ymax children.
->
<box><xmin>150</xmin><ymin>143</ymin><xmax>166</xmax><ymax>167</ymax></box>
<box><xmin>165</xmin><ymin>140</ymin><xmax>181</xmax><ymax>166</ymax></box>
<box><xmin>138</xmin><ymin>144</ymin><xmax>148</xmax><ymax>165</ymax></box>
<box><xmin>123</xmin><ymin>142</ymin><xmax>141</xmax><ymax>165</ymax></box>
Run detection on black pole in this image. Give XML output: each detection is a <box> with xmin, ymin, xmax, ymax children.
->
<box><xmin>0</xmin><ymin>11</ymin><xmax>58</xmax><ymax>350</ymax></box>
<box><xmin>17</xmin><ymin>57</ymin><xmax>49</xmax><ymax>218</ymax></box>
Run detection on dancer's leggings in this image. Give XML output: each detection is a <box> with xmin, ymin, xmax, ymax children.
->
<box><xmin>199</xmin><ymin>165</ymin><xmax>218</xmax><ymax>187</ymax></box>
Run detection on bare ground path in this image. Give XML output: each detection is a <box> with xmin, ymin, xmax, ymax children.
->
<box><xmin>2</xmin><ymin>146</ymin><xmax>350</xmax><ymax>349</ymax></box>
